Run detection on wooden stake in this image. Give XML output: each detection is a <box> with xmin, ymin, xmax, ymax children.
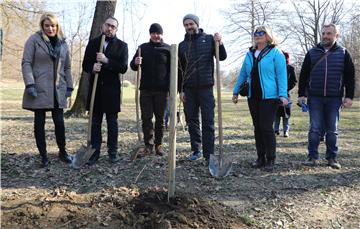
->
<box><xmin>168</xmin><ymin>44</ymin><xmax>178</xmax><ymax>200</ymax></box>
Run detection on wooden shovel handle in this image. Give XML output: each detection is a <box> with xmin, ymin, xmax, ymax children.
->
<box><xmin>215</xmin><ymin>41</ymin><xmax>223</xmax><ymax>157</ymax></box>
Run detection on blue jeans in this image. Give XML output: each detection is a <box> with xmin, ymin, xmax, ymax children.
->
<box><xmin>91</xmin><ymin>112</ymin><xmax>118</xmax><ymax>153</ymax></box>
<box><xmin>183</xmin><ymin>87</ymin><xmax>215</xmax><ymax>160</ymax></box>
<box><xmin>307</xmin><ymin>96</ymin><xmax>342</xmax><ymax>160</ymax></box>
<box><xmin>274</xmin><ymin>116</ymin><xmax>289</xmax><ymax>133</ymax></box>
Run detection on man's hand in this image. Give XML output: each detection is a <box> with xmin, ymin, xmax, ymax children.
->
<box><xmin>26</xmin><ymin>86</ymin><xmax>37</xmax><ymax>98</ymax></box>
<box><xmin>298</xmin><ymin>96</ymin><xmax>307</xmax><ymax>106</ymax></box>
<box><xmin>180</xmin><ymin>92</ymin><xmax>186</xmax><ymax>103</ymax></box>
<box><xmin>279</xmin><ymin>97</ymin><xmax>289</xmax><ymax>106</ymax></box>
<box><xmin>214</xmin><ymin>32</ymin><xmax>223</xmax><ymax>45</ymax></box>
<box><xmin>93</xmin><ymin>63</ymin><xmax>102</xmax><ymax>73</ymax></box>
<box><xmin>343</xmin><ymin>98</ymin><xmax>353</xmax><ymax>108</ymax></box>
<box><xmin>96</xmin><ymin>52</ymin><xmax>109</xmax><ymax>64</ymax></box>
<box><xmin>135</xmin><ymin>57</ymin><xmax>142</xmax><ymax>65</ymax></box>
<box><xmin>232</xmin><ymin>94</ymin><xmax>238</xmax><ymax>104</ymax></box>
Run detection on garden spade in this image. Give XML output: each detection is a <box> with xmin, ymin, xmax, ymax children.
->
<box><xmin>130</xmin><ymin>47</ymin><xmax>145</xmax><ymax>161</ymax></box>
<box><xmin>72</xmin><ymin>35</ymin><xmax>105</xmax><ymax>169</ymax></box>
<box><xmin>209</xmin><ymin>41</ymin><xmax>232</xmax><ymax>178</ymax></box>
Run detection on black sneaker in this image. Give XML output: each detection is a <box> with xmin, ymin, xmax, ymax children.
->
<box><xmin>251</xmin><ymin>159</ymin><xmax>265</xmax><ymax>168</ymax></box>
<box><xmin>275</xmin><ymin>131</ymin><xmax>280</xmax><ymax>136</ymax></box>
<box><xmin>263</xmin><ymin>160</ymin><xmax>275</xmax><ymax>172</ymax></box>
<box><xmin>303</xmin><ymin>157</ymin><xmax>320</xmax><ymax>166</ymax></box>
<box><xmin>59</xmin><ymin>150</ymin><xmax>72</xmax><ymax>163</ymax></box>
<box><xmin>109</xmin><ymin>152</ymin><xmax>120</xmax><ymax>163</ymax></box>
<box><xmin>327</xmin><ymin>159</ymin><xmax>341</xmax><ymax>169</ymax></box>
<box><xmin>41</xmin><ymin>156</ymin><xmax>50</xmax><ymax>168</ymax></box>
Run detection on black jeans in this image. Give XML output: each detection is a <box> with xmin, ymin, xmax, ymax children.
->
<box><xmin>91</xmin><ymin>112</ymin><xmax>118</xmax><ymax>153</ymax></box>
<box><xmin>183</xmin><ymin>87</ymin><xmax>215</xmax><ymax>160</ymax></box>
<box><xmin>34</xmin><ymin>109</ymin><xmax>66</xmax><ymax>156</ymax></box>
<box><xmin>140</xmin><ymin>90</ymin><xmax>167</xmax><ymax>147</ymax></box>
<box><xmin>248</xmin><ymin>98</ymin><xmax>278</xmax><ymax>162</ymax></box>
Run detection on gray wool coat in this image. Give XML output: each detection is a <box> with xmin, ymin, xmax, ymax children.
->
<box><xmin>22</xmin><ymin>32</ymin><xmax>73</xmax><ymax>110</ymax></box>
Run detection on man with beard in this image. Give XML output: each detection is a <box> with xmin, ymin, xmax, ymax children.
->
<box><xmin>82</xmin><ymin>16</ymin><xmax>128</xmax><ymax>165</ymax></box>
<box><xmin>298</xmin><ymin>23</ymin><xmax>355</xmax><ymax>169</ymax></box>
<box><xmin>178</xmin><ymin>14</ymin><xmax>227</xmax><ymax>165</ymax></box>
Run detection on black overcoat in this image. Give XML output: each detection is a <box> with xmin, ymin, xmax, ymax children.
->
<box><xmin>83</xmin><ymin>35</ymin><xmax>128</xmax><ymax>113</ymax></box>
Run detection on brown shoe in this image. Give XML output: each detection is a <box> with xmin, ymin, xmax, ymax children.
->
<box><xmin>155</xmin><ymin>145</ymin><xmax>164</xmax><ymax>156</ymax></box>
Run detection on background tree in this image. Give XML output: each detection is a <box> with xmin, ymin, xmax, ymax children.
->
<box><xmin>67</xmin><ymin>0</ymin><xmax>117</xmax><ymax>117</ymax></box>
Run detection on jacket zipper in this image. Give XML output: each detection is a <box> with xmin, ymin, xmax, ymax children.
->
<box><xmin>324</xmin><ymin>57</ymin><xmax>328</xmax><ymax>96</ymax></box>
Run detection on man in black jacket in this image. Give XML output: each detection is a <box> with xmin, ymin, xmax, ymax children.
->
<box><xmin>82</xmin><ymin>16</ymin><xmax>128</xmax><ymax>165</ymax></box>
<box><xmin>130</xmin><ymin>23</ymin><xmax>170</xmax><ymax>156</ymax></box>
<box><xmin>298</xmin><ymin>23</ymin><xmax>355</xmax><ymax>169</ymax></box>
<box><xmin>178</xmin><ymin>14</ymin><xmax>227</xmax><ymax>164</ymax></box>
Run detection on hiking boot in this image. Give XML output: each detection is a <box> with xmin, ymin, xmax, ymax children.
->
<box><xmin>327</xmin><ymin>159</ymin><xmax>341</xmax><ymax>169</ymax></box>
<box><xmin>86</xmin><ymin>150</ymin><xmax>100</xmax><ymax>166</ymax></box>
<box><xmin>263</xmin><ymin>160</ymin><xmax>275</xmax><ymax>172</ymax></box>
<box><xmin>251</xmin><ymin>158</ymin><xmax>265</xmax><ymax>169</ymax></box>
<box><xmin>303</xmin><ymin>157</ymin><xmax>320</xmax><ymax>166</ymax></box>
<box><xmin>189</xmin><ymin>151</ymin><xmax>202</xmax><ymax>161</ymax></box>
<box><xmin>59</xmin><ymin>150</ymin><xmax>72</xmax><ymax>163</ymax></box>
<box><xmin>155</xmin><ymin>145</ymin><xmax>164</xmax><ymax>156</ymax></box>
<box><xmin>108</xmin><ymin>152</ymin><xmax>120</xmax><ymax>163</ymax></box>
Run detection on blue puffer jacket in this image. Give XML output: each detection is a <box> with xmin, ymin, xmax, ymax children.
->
<box><xmin>308</xmin><ymin>45</ymin><xmax>345</xmax><ymax>97</ymax></box>
<box><xmin>233</xmin><ymin>46</ymin><xmax>288</xmax><ymax>99</ymax></box>
<box><xmin>178</xmin><ymin>29</ymin><xmax>227</xmax><ymax>91</ymax></box>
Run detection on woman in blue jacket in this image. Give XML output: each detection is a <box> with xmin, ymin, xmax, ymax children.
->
<box><xmin>232</xmin><ymin>25</ymin><xmax>288</xmax><ymax>172</ymax></box>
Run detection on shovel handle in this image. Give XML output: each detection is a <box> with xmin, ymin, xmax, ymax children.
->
<box><xmin>87</xmin><ymin>34</ymin><xmax>106</xmax><ymax>145</ymax></box>
<box><xmin>215</xmin><ymin>41</ymin><xmax>223</xmax><ymax>158</ymax></box>
<box><xmin>135</xmin><ymin>47</ymin><xmax>142</xmax><ymax>142</ymax></box>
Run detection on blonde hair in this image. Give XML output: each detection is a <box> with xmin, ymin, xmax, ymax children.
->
<box><xmin>254</xmin><ymin>25</ymin><xmax>278</xmax><ymax>47</ymax></box>
<box><xmin>39</xmin><ymin>13</ymin><xmax>64</xmax><ymax>41</ymax></box>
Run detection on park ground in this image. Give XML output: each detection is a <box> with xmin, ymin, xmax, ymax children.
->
<box><xmin>1</xmin><ymin>79</ymin><xmax>360</xmax><ymax>228</ymax></box>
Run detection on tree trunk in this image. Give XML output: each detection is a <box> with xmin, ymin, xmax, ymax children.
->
<box><xmin>66</xmin><ymin>0</ymin><xmax>117</xmax><ymax>117</ymax></box>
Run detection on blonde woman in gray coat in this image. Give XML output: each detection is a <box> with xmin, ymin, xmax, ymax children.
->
<box><xmin>22</xmin><ymin>13</ymin><xmax>73</xmax><ymax>168</ymax></box>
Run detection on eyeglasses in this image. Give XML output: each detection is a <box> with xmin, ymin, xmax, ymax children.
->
<box><xmin>254</xmin><ymin>31</ymin><xmax>266</xmax><ymax>37</ymax></box>
<box><xmin>105</xmin><ymin>23</ymin><xmax>117</xmax><ymax>30</ymax></box>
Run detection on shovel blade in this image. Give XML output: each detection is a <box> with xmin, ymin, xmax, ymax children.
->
<box><xmin>71</xmin><ymin>145</ymin><xmax>96</xmax><ymax>169</ymax></box>
<box><xmin>209</xmin><ymin>154</ymin><xmax>233</xmax><ymax>178</ymax></box>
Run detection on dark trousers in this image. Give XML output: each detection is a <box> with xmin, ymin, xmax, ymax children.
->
<box><xmin>183</xmin><ymin>87</ymin><xmax>215</xmax><ymax>160</ymax></box>
<box><xmin>140</xmin><ymin>90</ymin><xmax>167</xmax><ymax>147</ymax></box>
<box><xmin>34</xmin><ymin>109</ymin><xmax>66</xmax><ymax>156</ymax></box>
<box><xmin>91</xmin><ymin>112</ymin><xmax>118</xmax><ymax>153</ymax></box>
<box><xmin>248</xmin><ymin>98</ymin><xmax>278</xmax><ymax>161</ymax></box>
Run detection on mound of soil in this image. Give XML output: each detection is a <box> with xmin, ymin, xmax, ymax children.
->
<box><xmin>2</xmin><ymin>187</ymin><xmax>245</xmax><ymax>228</ymax></box>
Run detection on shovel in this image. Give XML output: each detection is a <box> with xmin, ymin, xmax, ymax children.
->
<box><xmin>209</xmin><ymin>41</ymin><xmax>233</xmax><ymax>178</ymax></box>
<box><xmin>130</xmin><ymin>47</ymin><xmax>145</xmax><ymax>160</ymax></box>
<box><xmin>72</xmin><ymin>35</ymin><xmax>106</xmax><ymax>168</ymax></box>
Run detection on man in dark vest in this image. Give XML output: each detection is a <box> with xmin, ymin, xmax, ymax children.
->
<box><xmin>82</xmin><ymin>16</ymin><xmax>128</xmax><ymax>165</ymax></box>
<box><xmin>178</xmin><ymin>14</ymin><xmax>227</xmax><ymax>164</ymax></box>
<box><xmin>298</xmin><ymin>23</ymin><xmax>355</xmax><ymax>169</ymax></box>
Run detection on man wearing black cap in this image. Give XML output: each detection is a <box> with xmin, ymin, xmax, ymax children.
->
<box><xmin>178</xmin><ymin>14</ymin><xmax>227</xmax><ymax>164</ymax></box>
<box><xmin>130</xmin><ymin>23</ymin><xmax>171</xmax><ymax>156</ymax></box>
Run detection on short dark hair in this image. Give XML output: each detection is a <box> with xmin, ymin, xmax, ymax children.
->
<box><xmin>104</xmin><ymin>16</ymin><xmax>118</xmax><ymax>27</ymax></box>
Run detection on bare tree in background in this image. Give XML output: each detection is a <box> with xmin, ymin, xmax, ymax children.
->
<box><xmin>290</xmin><ymin>0</ymin><xmax>345</xmax><ymax>54</ymax></box>
<box><xmin>0</xmin><ymin>1</ymin><xmax>45</xmax><ymax>80</ymax></box>
<box><xmin>67</xmin><ymin>0</ymin><xmax>117</xmax><ymax>117</ymax></box>
<box><xmin>222</xmin><ymin>0</ymin><xmax>286</xmax><ymax>65</ymax></box>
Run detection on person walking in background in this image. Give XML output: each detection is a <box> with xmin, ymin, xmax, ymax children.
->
<box><xmin>82</xmin><ymin>16</ymin><xmax>128</xmax><ymax>165</ymax></box>
<box><xmin>298</xmin><ymin>23</ymin><xmax>355</xmax><ymax>169</ymax></box>
<box><xmin>130</xmin><ymin>23</ymin><xmax>171</xmax><ymax>157</ymax></box>
<box><xmin>22</xmin><ymin>13</ymin><xmax>73</xmax><ymax>168</ymax></box>
<box><xmin>232</xmin><ymin>25</ymin><xmax>288</xmax><ymax>172</ymax></box>
<box><xmin>178</xmin><ymin>14</ymin><xmax>227</xmax><ymax>164</ymax></box>
<box><xmin>274</xmin><ymin>52</ymin><xmax>297</xmax><ymax>137</ymax></box>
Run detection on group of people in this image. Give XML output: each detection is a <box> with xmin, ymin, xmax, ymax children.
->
<box><xmin>22</xmin><ymin>13</ymin><xmax>355</xmax><ymax>172</ymax></box>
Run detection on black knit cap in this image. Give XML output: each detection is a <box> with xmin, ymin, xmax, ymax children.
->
<box><xmin>149</xmin><ymin>23</ymin><xmax>163</xmax><ymax>34</ymax></box>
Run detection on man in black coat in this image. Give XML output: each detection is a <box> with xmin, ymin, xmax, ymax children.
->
<box><xmin>82</xmin><ymin>16</ymin><xmax>128</xmax><ymax>165</ymax></box>
<box><xmin>178</xmin><ymin>14</ymin><xmax>227</xmax><ymax>164</ymax></box>
<box><xmin>130</xmin><ymin>23</ymin><xmax>170</xmax><ymax>156</ymax></box>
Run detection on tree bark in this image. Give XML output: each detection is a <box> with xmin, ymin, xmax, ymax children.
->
<box><xmin>66</xmin><ymin>0</ymin><xmax>117</xmax><ymax>117</ymax></box>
